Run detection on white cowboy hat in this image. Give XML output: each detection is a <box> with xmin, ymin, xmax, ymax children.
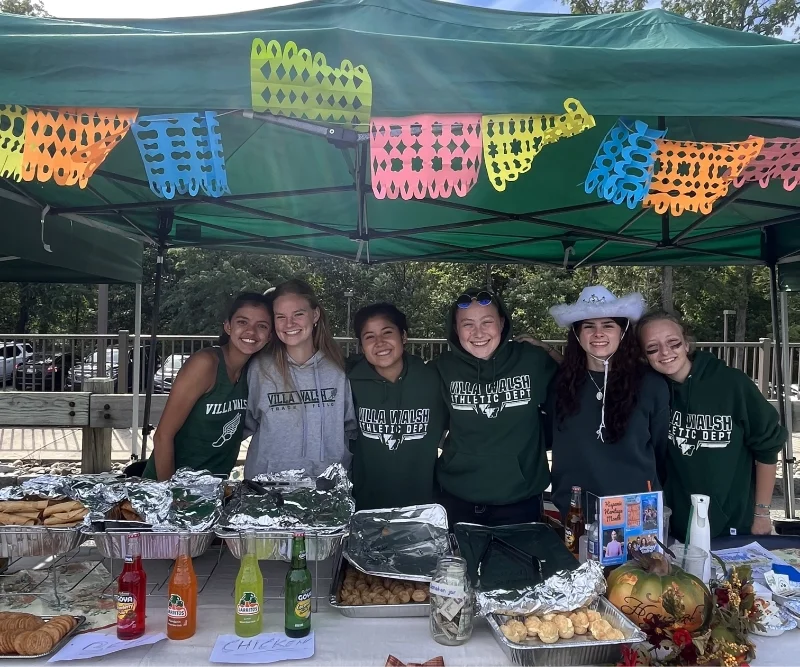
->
<box><xmin>549</xmin><ymin>285</ymin><xmax>646</xmax><ymax>329</ymax></box>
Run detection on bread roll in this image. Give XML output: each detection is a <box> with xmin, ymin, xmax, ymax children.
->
<box><xmin>43</xmin><ymin>501</ymin><xmax>83</xmax><ymax>518</ymax></box>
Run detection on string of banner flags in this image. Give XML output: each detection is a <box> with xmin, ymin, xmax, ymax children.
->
<box><xmin>0</xmin><ymin>37</ymin><xmax>798</xmax><ymax>218</ymax></box>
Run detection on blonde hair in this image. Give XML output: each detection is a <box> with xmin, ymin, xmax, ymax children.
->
<box><xmin>265</xmin><ymin>279</ymin><xmax>344</xmax><ymax>386</ymax></box>
<box><xmin>636</xmin><ymin>309</ymin><xmax>696</xmax><ymax>355</ymax></box>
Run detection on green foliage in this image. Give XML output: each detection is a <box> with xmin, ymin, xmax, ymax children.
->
<box><xmin>0</xmin><ymin>0</ymin><xmax>48</xmax><ymax>16</ymax></box>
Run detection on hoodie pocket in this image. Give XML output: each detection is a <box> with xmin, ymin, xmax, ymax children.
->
<box><xmin>440</xmin><ymin>451</ymin><xmax>528</xmax><ymax>504</ymax></box>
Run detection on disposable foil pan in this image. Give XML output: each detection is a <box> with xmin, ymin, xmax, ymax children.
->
<box><xmin>344</xmin><ymin>504</ymin><xmax>451</xmax><ymax>582</ymax></box>
<box><xmin>488</xmin><ymin>598</ymin><xmax>646</xmax><ymax>667</ymax></box>
<box><xmin>87</xmin><ymin>530</ymin><xmax>215</xmax><ymax>560</ymax></box>
<box><xmin>0</xmin><ymin>526</ymin><xmax>85</xmax><ymax>559</ymax></box>
<box><xmin>215</xmin><ymin>528</ymin><xmax>345</xmax><ymax>562</ymax></box>
<box><xmin>329</xmin><ymin>542</ymin><xmax>429</xmax><ymax>618</ymax></box>
<box><xmin>0</xmin><ymin>615</ymin><xmax>86</xmax><ymax>660</ymax></box>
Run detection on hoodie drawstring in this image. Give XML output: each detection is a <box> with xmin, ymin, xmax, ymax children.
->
<box><xmin>312</xmin><ymin>356</ymin><xmax>325</xmax><ymax>462</ymax></box>
<box><xmin>289</xmin><ymin>364</ymin><xmax>308</xmax><ymax>458</ymax></box>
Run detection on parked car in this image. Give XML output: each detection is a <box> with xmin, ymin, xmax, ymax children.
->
<box><xmin>14</xmin><ymin>352</ymin><xmax>74</xmax><ymax>391</ymax></box>
<box><xmin>68</xmin><ymin>345</ymin><xmax>161</xmax><ymax>392</ymax></box>
<box><xmin>153</xmin><ymin>354</ymin><xmax>191</xmax><ymax>393</ymax></box>
<box><xmin>1</xmin><ymin>342</ymin><xmax>33</xmax><ymax>382</ymax></box>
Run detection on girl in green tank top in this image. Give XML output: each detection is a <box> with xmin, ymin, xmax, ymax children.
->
<box><xmin>142</xmin><ymin>293</ymin><xmax>272</xmax><ymax>480</ymax></box>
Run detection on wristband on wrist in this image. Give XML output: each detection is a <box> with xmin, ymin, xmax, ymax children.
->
<box><xmin>756</xmin><ymin>503</ymin><xmax>772</xmax><ymax>509</ymax></box>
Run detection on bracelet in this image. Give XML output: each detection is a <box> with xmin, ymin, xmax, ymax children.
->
<box><xmin>756</xmin><ymin>503</ymin><xmax>772</xmax><ymax>510</ymax></box>
<box><xmin>754</xmin><ymin>512</ymin><xmax>771</xmax><ymax>518</ymax></box>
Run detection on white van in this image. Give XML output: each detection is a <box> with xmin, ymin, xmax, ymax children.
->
<box><xmin>1</xmin><ymin>343</ymin><xmax>34</xmax><ymax>382</ymax></box>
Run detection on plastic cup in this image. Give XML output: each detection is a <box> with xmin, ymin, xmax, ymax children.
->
<box><xmin>662</xmin><ymin>506</ymin><xmax>672</xmax><ymax>541</ymax></box>
<box><xmin>668</xmin><ymin>542</ymin><xmax>709</xmax><ymax>580</ymax></box>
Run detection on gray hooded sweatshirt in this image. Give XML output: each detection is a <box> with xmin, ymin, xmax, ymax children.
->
<box><xmin>244</xmin><ymin>350</ymin><xmax>357</xmax><ymax>479</ymax></box>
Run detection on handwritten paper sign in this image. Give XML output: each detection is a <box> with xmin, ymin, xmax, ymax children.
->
<box><xmin>602</xmin><ymin>497</ymin><xmax>624</xmax><ymax>525</ymax></box>
<box><xmin>210</xmin><ymin>632</ymin><xmax>315</xmax><ymax>664</ymax></box>
<box><xmin>48</xmin><ymin>632</ymin><xmax>166</xmax><ymax>662</ymax></box>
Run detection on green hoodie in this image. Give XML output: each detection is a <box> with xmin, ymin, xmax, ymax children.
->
<box><xmin>666</xmin><ymin>351</ymin><xmax>786</xmax><ymax>541</ymax></box>
<box><xmin>435</xmin><ymin>290</ymin><xmax>558</xmax><ymax>505</ymax></box>
<box><xmin>348</xmin><ymin>352</ymin><xmax>447</xmax><ymax>511</ymax></box>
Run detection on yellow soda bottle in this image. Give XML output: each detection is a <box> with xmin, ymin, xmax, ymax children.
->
<box><xmin>234</xmin><ymin>533</ymin><xmax>263</xmax><ymax>637</ymax></box>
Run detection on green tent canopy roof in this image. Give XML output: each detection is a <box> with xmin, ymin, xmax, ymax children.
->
<box><xmin>1</xmin><ymin>0</ymin><xmax>800</xmax><ymax>270</ymax></box>
<box><xmin>0</xmin><ymin>198</ymin><xmax>143</xmax><ymax>283</ymax></box>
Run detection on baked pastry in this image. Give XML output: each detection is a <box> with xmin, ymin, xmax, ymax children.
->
<box><xmin>553</xmin><ymin>614</ymin><xmax>574</xmax><ymax>639</ymax></box>
<box><xmin>524</xmin><ymin>615</ymin><xmax>542</xmax><ymax>638</ymax></box>
<box><xmin>569</xmin><ymin>610</ymin><xmax>590</xmax><ymax>635</ymax></box>
<box><xmin>500</xmin><ymin>619</ymin><xmax>527</xmax><ymax>643</ymax></box>
<box><xmin>537</xmin><ymin>620</ymin><xmax>560</xmax><ymax>644</ymax></box>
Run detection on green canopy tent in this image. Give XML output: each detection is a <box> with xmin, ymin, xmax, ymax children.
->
<box><xmin>0</xmin><ymin>197</ymin><xmax>143</xmax><ymax>283</ymax></box>
<box><xmin>1</xmin><ymin>0</ymin><xmax>800</xmax><ymax>510</ymax></box>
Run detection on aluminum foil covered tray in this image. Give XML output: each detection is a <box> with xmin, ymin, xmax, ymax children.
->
<box><xmin>329</xmin><ymin>542</ymin><xmax>430</xmax><ymax>618</ymax></box>
<box><xmin>84</xmin><ymin>468</ymin><xmax>225</xmax><ymax>533</ymax></box>
<box><xmin>344</xmin><ymin>504</ymin><xmax>451</xmax><ymax>582</ymax></box>
<box><xmin>454</xmin><ymin>522</ymin><xmax>606</xmax><ymax>617</ymax></box>
<box><xmin>219</xmin><ymin>464</ymin><xmax>354</xmax><ymax>532</ymax></box>
<box><xmin>488</xmin><ymin>598</ymin><xmax>646</xmax><ymax>666</ymax></box>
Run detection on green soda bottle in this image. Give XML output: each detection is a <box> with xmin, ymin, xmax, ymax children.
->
<box><xmin>234</xmin><ymin>533</ymin><xmax>263</xmax><ymax>637</ymax></box>
<box><xmin>284</xmin><ymin>532</ymin><xmax>312</xmax><ymax>638</ymax></box>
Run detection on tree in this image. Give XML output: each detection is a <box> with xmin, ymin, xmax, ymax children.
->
<box><xmin>661</xmin><ymin>0</ymin><xmax>799</xmax><ymax>36</ymax></box>
<box><xmin>0</xmin><ymin>0</ymin><xmax>48</xmax><ymax>16</ymax></box>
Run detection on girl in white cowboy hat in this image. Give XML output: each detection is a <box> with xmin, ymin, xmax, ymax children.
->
<box><xmin>547</xmin><ymin>285</ymin><xmax>670</xmax><ymax>523</ymax></box>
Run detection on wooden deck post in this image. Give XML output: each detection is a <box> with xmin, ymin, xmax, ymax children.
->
<box><xmin>758</xmin><ymin>337</ymin><xmax>773</xmax><ymax>398</ymax></box>
<box><xmin>81</xmin><ymin>377</ymin><xmax>114</xmax><ymax>473</ymax></box>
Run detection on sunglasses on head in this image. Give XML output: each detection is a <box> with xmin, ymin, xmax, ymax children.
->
<box><xmin>456</xmin><ymin>291</ymin><xmax>494</xmax><ymax>309</ymax></box>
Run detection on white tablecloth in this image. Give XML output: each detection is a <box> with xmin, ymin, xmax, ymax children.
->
<box><xmin>0</xmin><ymin>551</ymin><xmax>796</xmax><ymax>665</ymax></box>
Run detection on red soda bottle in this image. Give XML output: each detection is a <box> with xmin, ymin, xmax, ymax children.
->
<box><xmin>117</xmin><ymin>532</ymin><xmax>147</xmax><ymax>640</ymax></box>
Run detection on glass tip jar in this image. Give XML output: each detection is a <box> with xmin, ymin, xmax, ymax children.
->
<box><xmin>429</xmin><ymin>555</ymin><xmax>473</xmax><ymax>646</ymax></box>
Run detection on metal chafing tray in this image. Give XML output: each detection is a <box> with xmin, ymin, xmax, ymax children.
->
<box><xmin>215</xmin><ymin>527</ymin><xmax>345</xmax><ymax>562</ymax></box>
<box><xmin>0</xmin><ymin>526</ymin><xmax>85</xmax><ymax>559</ymax></box>
<box><xmin>329</xmin><ymin>542</ymin><xmax>430</xmax><ymax>618</ymax></box>
<box><xmin>488</xmin><ymin>598</ymin><xmax>646</xmax><ymax>666</ymax></box>
<box><xmin>86</xmin><ymin>528</ymin><xmax>215</xmax><ymax>560</ymax></box>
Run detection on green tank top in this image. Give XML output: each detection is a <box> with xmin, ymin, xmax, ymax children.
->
<box><xmin>143</xmin><ymin>347</ymin><xmax>248</xmax><ymax>479</ymax></box>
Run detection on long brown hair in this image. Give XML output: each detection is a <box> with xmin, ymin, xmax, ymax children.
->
<box><xmin>266</xmin><ymin>279</ymin><xmax>344</xmax><ymax>386</ymax></box>
<box><xmin>554</xmin><ymin>318</ymin><xmax>644</xmax><ymax>443</ymax></box>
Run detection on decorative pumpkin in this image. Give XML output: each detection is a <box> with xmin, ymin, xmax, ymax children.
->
<box><xmin>606</xmin><ymin>552</ymin><xmax>712</xmax><ymax>632</ymax></box>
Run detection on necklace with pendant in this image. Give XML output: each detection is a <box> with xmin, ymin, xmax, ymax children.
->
<box><xmin>588</xmin><ymin>373</ymin><xmax>604</xmax><ymax>401</ymax></box>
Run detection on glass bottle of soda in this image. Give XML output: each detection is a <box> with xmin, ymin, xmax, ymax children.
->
<box><xmin>284</xmin><ymin>532</ymin><xmax>312</xmax><ymax>638</ymax></box>
<box><xmin>234</xmin><ymin>533</ymin><xmax>263</xmax><ymax>637</ymax></box>
<box><xmin>117</xmin><ymin>532</ymin><xmax>147</xmax><ymax>640</ymax></box>
<box><xmin>564</xmin><ymin>486</ymin><xmax>585</xmax><ymax>557</ymax></box>
<box><xmin>167</xmin><ymin>533</ymin><xmax>197</xmax><ymax>640</ymax></box>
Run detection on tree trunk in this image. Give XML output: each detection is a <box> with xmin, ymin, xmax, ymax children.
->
<box><xmin>732</xmin><ymin>267</ymin><xmax>753</xmax><ymax>370</ymax></box>
<box><xmin>661</xmin><ymin>266</ymin><xmax>675</xmax><ymax>313</ymax></box>
<box><xmin>14</xmin><ymin>284</ymin><xmax>33</xmax><ymax>334</ymax></box>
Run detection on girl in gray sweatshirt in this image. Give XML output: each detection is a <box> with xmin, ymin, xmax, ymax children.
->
<box><xmin>245</xmin><ymin>279</ymin><xmax>356</xmax><ymax>479</ymax></box>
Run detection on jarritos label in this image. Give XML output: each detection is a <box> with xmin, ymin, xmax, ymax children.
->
<box><xmin>237</xmin><ymin>591</ymin><xmax>260</xmax><ymax>616</ymax></box>
<box><xmin>294</xmin><ymin>588</ymin><xmax>312</xmax><ymax>619</ymax></box>
<box><xmin>167</xmin><ymin>593</ymin><xmax>187</xmax><ymax>619</ymax></box>
<box><xmin>116</xmin><ymin>592</ymin><xmax>137</xmax><ymax>624</ymax></box>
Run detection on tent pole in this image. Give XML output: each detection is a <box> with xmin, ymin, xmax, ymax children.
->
<box><xmin>780</xmin><ymin>288</ymin><xmax>796</xmax><ymax>517</ymax></box>
<box><xmin>769</xmin><ymin>258</ymin><xmax>793</xmax><ymax>517</ymax></box>
<box><xmin>140</xmin><ymin>209</ymin><xmax>173</xmax><ymax>460</ymax></box>
<box><xmin>131</xmin><ymin>282</ymin><xmax>142</xmax><ymax>460</ymax></box>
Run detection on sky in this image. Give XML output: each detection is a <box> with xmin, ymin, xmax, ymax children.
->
<box><xmin>43</xmin><ymin>0</ymin><xmax>565</xmax><ymax>21</ymax></box>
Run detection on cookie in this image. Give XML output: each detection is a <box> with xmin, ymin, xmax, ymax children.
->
<box><xmin>24</xmin><ymin>630</ymin><xmax>55</xmax><ymax>656</ymax></box>
<box><xmin>50</xmin><ymin>615</ymin><xmax>75</xmax><ymax>631</ymax></box>
<box><xmin>0</xmin><ymin>630</ymin><xmax>16</xmax><ymax>655</ymax></box>
<box><xmin>46</xmin><ymin>618</ymin><xmax>72</xmax><ymax>637</ymax></box>
<box><xmin>40</xmin><ymin>623</ymin><xmax>64</xmax><ymax>644</ymax></box>
<box><xmin>13</xmin><ymin>631</ymin><xmax>33</xmax><ymax>656</ymax></box>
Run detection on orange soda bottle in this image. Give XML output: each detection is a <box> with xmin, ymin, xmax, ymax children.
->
<box><xmin>167</xmin><ymin>533</ymin><xmax>197</xmax><ymax>640</ymax></box>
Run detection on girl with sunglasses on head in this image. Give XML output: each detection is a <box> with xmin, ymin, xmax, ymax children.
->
<box><xmin>638</xmin><ymin>310</ymin><xmax>784</xmax><ymax>541</ymax></box>
<box><xmin>435</xmin><ymin>287</ymin><xmax>558</xmax><ymax>527</ymax></box>
<box><xmin>348</xmin><ymin>303</ymin><xmax>448</xmax><ymax>511</ymax></box>
<box><xmin>547</xmin><ymin>286</ymin><xmax>669</xmax><ymax>523</ymax></box>
<box><xmin>143</xmin><ymin>292</ymin><xmax>272</xmax><ymax>481</ymax></box>
<box><xmin>245</xmin><ymin>279</ymin><xmax>357</xmax><ymax>479</ymax></box>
